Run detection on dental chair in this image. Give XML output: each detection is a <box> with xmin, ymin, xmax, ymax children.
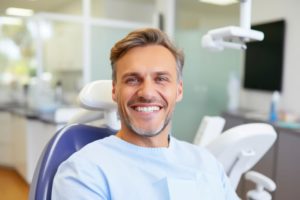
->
<box><xmin>29</xmin><ymin>81</ymin><xmax>118</xmax><ymax>200</ymax></box>
<box><xmin>29</xmin><ymin>124</ymin><xmax>116</xmax><ymax>200</ymax></box>
<box><xmin>194</xmin><ymin>116</ymin><xmax>277</xmax><ymax>200</ymax></box>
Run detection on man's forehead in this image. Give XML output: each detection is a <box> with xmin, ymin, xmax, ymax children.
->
<box><xmin>114</xmin><ymin>45</ymin><xmax>178</xmax><ymax>79</ymax></box>
<box><xmin>121</xmin><ymin>70</ymin><xmax>172</xmax><ymax>77</ymax></box>
<box><xmin>116</xmin><ymin>45</ymin><xmax>176</xmax><ymax>65</ymax></box>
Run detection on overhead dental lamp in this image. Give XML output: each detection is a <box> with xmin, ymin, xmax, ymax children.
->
<box><xmin>202</xmin><ymin>0</ymin><xmax>264</xmax><ymax>51</ymax></box>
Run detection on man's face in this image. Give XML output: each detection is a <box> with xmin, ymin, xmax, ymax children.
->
<box><xmin>112</xmin><ymin>45</ymin><xmax>183</xmax><ymax>137</ymax></box>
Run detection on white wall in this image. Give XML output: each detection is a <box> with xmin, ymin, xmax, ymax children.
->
<box><xmin>240</xmin><ymin>0</ymin><xmax>300</xmax><ymax>116</ymax></box>
<box><xmin>102</xmin><ymin>0</ymin><xmax>154</xmax><ymax>23</ymax></box>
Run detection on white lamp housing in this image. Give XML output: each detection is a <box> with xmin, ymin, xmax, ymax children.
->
<box><xmin>202</xmin><ymin>26</ymin><xmax>264</xmax><ymax>50</ymax></box>
<box><xmin>202</xmin><ymin>0</ymin><xmax>264</xmax><ymax>51</ymax></box>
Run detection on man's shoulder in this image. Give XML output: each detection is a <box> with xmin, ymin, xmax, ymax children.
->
<box><xmin>65</xmin><ymin>135</ymin><xmax>117</xmax><ymax>163</ymax></box>
<box><xmin>80</xmin><ymin>134</ymin><xmax>115</xmax><ymax>150</ymax></box>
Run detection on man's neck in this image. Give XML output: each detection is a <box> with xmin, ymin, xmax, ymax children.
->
<box><xmin>116</xmin><ymin>127</ymin><xmax>170</xmax><ymax>148</ymax></box>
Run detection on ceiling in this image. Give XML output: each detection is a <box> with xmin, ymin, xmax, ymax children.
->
<box><xmin>0</xmin><ymin>0</ymin><xmax>238</xmax><ymax>17</ymax></box>
<box><xmin>0</xmin><ymin>0</ymin><xmax>76</xmax><ymax>15</ymax></box>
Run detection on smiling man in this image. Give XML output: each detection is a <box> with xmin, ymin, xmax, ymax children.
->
<box><xmin>112</xmin><ymin>43</ymin><xmax>183</xmax><ymax>147</ymax></box>
<box><xmin>52</xmin><ymin>28</ymin><xmax>239</xmax><ymax>200</ymax></box>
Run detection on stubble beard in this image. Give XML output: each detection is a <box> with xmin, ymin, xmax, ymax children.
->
<box><xmin>118</xmin><ymin>104</ymin><xmax>174</xmax><ymax>137</ymax></box>
<box><xmin>124</xmin><ymin>112</ymin><xmax>172</xmax><ymax>137</ymax></box>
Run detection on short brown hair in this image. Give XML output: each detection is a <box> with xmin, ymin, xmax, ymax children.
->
<box><xmin>110</xmin><ymin>28</ymin><xmax>184</xmax><ymax>82</ymax></box>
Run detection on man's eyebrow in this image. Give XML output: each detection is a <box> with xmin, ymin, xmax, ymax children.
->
<box><xmin>121</xmin><ymin>72</ymin><xmax>140</xmax><ymax>79</ymax></box>
<box><xmin>156</xmin><ymin>71</ymin><xmax>171</xmax><ymax>76</ymax></box>
<box><xmin>121</xmin><ymin>71</ymin><xmax>172</xmax><ymax>80</ymax></box>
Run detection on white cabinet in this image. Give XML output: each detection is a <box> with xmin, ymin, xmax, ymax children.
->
<box><xmin>0</xmin><ymin>111</ymin><xmax>13</xmax><ymax>166</ymax></box>
<box><xmin>11</xmin><ymin>114</ymin><xmax>27</xmax><ymax>180</ymax></box>
<box><xmin>0</xmin><ymin>109</ymin><xmax>64</xmax><ymax>183</ymax></box>
<box><xmin>10</xmin><ymin>113</ymin><xmax>58</xmax><ymax>183</ymax></box>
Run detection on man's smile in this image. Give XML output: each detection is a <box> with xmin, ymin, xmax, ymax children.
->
<box><xmin>133</xmin><ymin>106</ymin><xmax>161</xmax><ymax>113</ymax></box>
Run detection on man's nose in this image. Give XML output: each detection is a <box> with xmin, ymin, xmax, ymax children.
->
<box><xmin>137</xmin><ymin>78</ymin><xmax>156</xmax><ymax>99</ymax></box>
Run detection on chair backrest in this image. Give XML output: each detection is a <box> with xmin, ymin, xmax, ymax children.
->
<box><xmin>206</xmin><ymin>123</ymin><xmax>277</xmax><ymax>189</ymax></box>
<box><xmin>69</xmin><ymin>80</ymin><xmax>120</xmax><ymax>130</ymax></box>
<box><xmin>193</xmin><ymin>116</ymin><xmax>225</xmax><ymax>146</ymax></box>
<box><xmin>29</xmin><ymin>124</ymin><xmax>116</xmax><ymax>200</ymax></box>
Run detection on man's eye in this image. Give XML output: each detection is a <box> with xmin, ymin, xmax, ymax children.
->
<box><xmin>125</xmin><ymin>77</ymin><xmax>139</xmax><ymax>84</ymax></box>
<box><xmin>156</xmin><ymin>76</ymin><xmax>168</xmax><ymax>82</ymax></box>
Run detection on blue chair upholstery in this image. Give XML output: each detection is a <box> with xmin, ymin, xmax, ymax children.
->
<box><xmin>29</xmin><ymin>124</ymin><xmax>116</xmax><ymax>200</ymax></box>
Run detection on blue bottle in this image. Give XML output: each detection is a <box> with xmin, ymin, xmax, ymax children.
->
<box><xmin>269</xmin><ymin>91</ymin><xmax>280</xmax><ymax>123</ymax></box>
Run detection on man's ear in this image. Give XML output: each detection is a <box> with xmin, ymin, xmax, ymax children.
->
<box><xmin>176</xmin><ymin>80</ymin><xmax>183</xmax><ymax>102</ymax></box>
<box><xmin>112</xmin><ymin>81</ymin><xmax>117</xmax><ymax>102</ymax></box>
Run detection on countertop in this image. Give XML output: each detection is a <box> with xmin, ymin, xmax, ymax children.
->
<box><xmin>223</xmin><ymin>110</ymin><xmax>300</xmax><ymax>134</ymax></box>
<box><xmin>0</xmin><ymin>103</ymin><xmax>66</xmax><ymax>125</ymax></box>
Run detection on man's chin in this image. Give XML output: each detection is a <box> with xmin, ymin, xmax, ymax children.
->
<box><xmin>131</xmin><ymin>126</ymin><xmax>163</xmax><ymax>137</ymax></box>
<box><xmin>124</xmin><ymin>116</ymin><xmax>172</xmax><ymax>137</ymax></box>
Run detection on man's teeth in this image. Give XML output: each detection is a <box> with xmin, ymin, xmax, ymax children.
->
<box><xmin>135</xmin><ymin>106</ymin><xmax>160</xmax><ymax>112</ymax></box>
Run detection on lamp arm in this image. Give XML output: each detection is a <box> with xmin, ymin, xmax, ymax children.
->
<box><xmin>240</xmin><ymin>0</ymin><xmax>252</xmax><ymax>30</ymax></box>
